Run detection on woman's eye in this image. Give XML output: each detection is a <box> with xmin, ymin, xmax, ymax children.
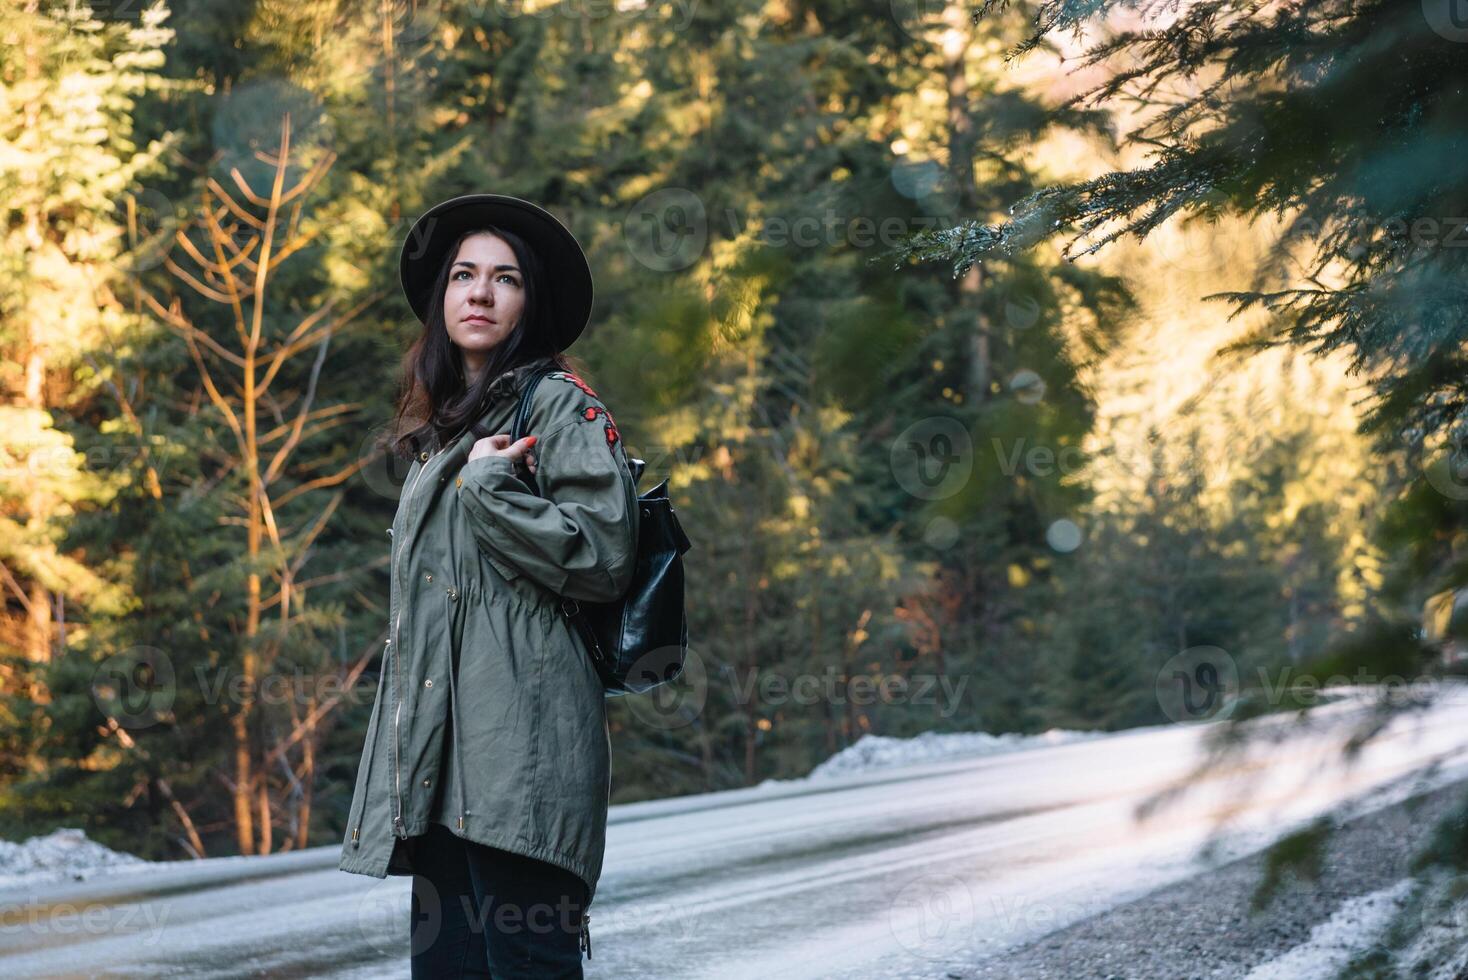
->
<box><xmin>497</xmin><ymin>274</ymin><xmax>519</xmax><ymax>286</ymax></box>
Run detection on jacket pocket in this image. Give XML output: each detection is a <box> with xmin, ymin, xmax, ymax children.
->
<box><xmin>482</xmin><ymin>549</ymin><xmax>522</xmax><ymax>583</ymax></box>
<box><xmin>482</xmin><ymin>549</ymin><xmax>568</xmax><ymax>614</ymax></box>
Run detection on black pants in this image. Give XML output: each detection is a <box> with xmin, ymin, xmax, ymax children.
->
<box><xmin>408</xmin><ymin>821</ymin><xmax>588</xmax><ymax>979</ymax></box>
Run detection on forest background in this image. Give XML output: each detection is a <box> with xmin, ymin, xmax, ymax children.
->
<box><xmin>3</xmin><ymin>0</ymin><xmax>1463</xmax><ymax>867</ymax></box>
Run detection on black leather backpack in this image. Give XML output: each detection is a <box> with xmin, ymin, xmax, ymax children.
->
<box><xmin>506</xmin><ymin>367</ymin><xmax>691</xmax><ymax>696</ymax></box>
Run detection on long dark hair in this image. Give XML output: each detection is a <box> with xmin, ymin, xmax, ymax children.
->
<box><xmin>387</xmin><ymin>225</ymin><xmax>584</xmax><ymax>460</ymax></box>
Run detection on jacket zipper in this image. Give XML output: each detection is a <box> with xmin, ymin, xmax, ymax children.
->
<box><xmin>389</xmin><ymin>420</ymin><xmax>479</xmax><ymax>839</ymax></box>
<box><xmin>391</xmin><ymin>453</ymin><xmax>436</xmax><ymax>837</ymax></box>
<box><xmin>391</xmin><ymin>637</ymin><xmax>404</xmax><ymax>837</ymax></box>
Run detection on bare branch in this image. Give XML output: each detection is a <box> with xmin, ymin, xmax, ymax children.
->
<box><xmin>272</xmin><ymin>456</ymin><xmax>371</xmax><ymax>508</ymax></box>
<box><xmin>258</xmin><ymin>290</ymin><xmax>384</xmax><ymax>396</ymax></box>
<box><xmin>262</xmin><ymin>554</ymin><xmax>389</xmax><ymax>610</ymax></box>
<box><xmin>264</xmin><ymin>323</ymin><xmax>334</xmax><ymax>485</ymax></box>
<box><xmin>258</xmin><ymin>403</ymin><xmax>358</xmax><ymax>446</ymax></box>
<box><xmin>258</xmin><ymin>626</ymin><xmax>390</xmax><ymax>774</ymax></box>
<box><xmin>287</xmin><ymin>490</ymin><xmax>345</xmax><ymax>581</ymax></box>
<box><xmin>201</xmin><ymin>192</ymin><xmax>252</xmax><ymax>349</ymax></box>
<box><xmin>178</xmin><ymin>312</ymin><xmax>247</xmax><ymax>453</ymax></box>
<box><xmin>203</xmin><ymin>176</ymin><xmax>266</xmax><ymax>230</ymax></box>
<box><xmin>137</xmin><ymin>288</ymin><xmax>250</xmax><ymax>369</ymax></box>
<box><xmin>162</xmin><ymin>252</ymin><xmax>235</xmax><ymax>304</ymax></box>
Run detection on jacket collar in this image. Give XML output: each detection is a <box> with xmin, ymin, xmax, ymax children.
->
<box><xmin>420</xmin><ymin>356</ymin><xmax>557</xmax><ymax>454</ymax></box>
<box><xmin>483</xmin><ymin>355</ymin><xmax>558</xmax><ymax>406</ymax></box>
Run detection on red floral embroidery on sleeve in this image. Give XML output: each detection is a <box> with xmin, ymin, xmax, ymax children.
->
<box><xmin>556</xmin><ymin>371</ymin><xmax>599</xmax><ymax>398</ymax></box>
<box><xmin>552</xmin><ymin>372</ymin><xmax>619</xmax><ymax>452</ymax></box>
<box><xmin>579</xmin><ymin>405</ymin><xmax>620</xmax><ymax>451</ymax></box>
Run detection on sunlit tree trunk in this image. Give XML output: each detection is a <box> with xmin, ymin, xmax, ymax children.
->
<box><xmin>942</xmin><ymin>3</ymin><xmax>990</xmax><ymax>404</ymax></box>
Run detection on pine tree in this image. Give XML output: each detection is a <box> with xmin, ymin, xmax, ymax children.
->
<box><xmin>0</xmin><ymin>0</ymin><xmax>174</xmax><ymax>808</ymax></box>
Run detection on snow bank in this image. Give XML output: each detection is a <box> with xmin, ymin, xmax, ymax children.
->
<box><xmin>1244</xmin><ymin>879</ymin><xmax>1416</xmax><ymax>980</ymax></box>
<box><xmin>0</xmin><ymin>827</ymin><xmax>155</xmax><ymax>888</ymax></box>
<box><xmin>781</xmin><ymin>727</ymin><xmax>1111</xmax><ymax>784</ymax></box>
<box><xmin>1379</xmin><ymin>869</ymin><xmax>1468</xmax><ymax>980</ymax></box>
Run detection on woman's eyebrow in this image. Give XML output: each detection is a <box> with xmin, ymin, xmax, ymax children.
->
<box><xmin>452</xmin><ymin>260</ymin><xmax>521</xmax><ymax>273</ymax></box>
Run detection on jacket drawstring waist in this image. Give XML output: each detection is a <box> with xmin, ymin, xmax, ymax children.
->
<box><xmin>445</xmin><ymin>583</ymin><xmax>592</xmax><ymax>960</ymax></box>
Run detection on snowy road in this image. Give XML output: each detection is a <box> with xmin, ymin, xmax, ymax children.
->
<box><xmin>4</xmin><ymin>688</ymin><xmax>1468</xmax><ymax>978</ymax></box>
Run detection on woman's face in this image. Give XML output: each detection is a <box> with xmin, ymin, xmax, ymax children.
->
<box><xmin>443</xmin><ymin>232</ymin><xmax>525</xmax><ymax>368</ymax></box>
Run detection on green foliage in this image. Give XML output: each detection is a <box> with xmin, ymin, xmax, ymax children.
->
<box><xmin>916</xmin><ymin>0</ymin><xmax>1468</xmax><ymax>906</ymax></box>
<box><xmin>1410</xmin><ymin>787</ymin><xmax>1468</xmax><ymax>874</ymax></box>
<box><xmin>0</xmin><ymin>0</ymin><xmax>1412</xmax><ymax>862</ymax></box>
<box><xmin>926</xmin><ymin>1</ymin><xmax>1468</xmax><ymax>448</ymax></box>
<box><xmin>1251</xmin><ymin>817</ymin><xmax>1330</xmax><ymax>913</ymax></box>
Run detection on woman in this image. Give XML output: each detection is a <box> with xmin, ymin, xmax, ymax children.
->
<box><xmin>338</xmin><ymin>194</ymin><xmax>639</xmax><ymax>979</ymax></box>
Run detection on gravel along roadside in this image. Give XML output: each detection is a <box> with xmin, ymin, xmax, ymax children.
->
<box><xmin>956</xmin><ymin>774</ymin><xmax>1468</xmax><ymax>980</ymax></box>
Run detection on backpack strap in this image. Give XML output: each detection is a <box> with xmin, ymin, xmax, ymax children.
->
<box><xmin>507</xmin><ymin>364</ymin><xmax>559</xmax><ymax>495</ymax></box>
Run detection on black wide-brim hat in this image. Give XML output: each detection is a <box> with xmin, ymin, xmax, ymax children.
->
<box><xmin>399</xmin><ymin>193</ymin><xmax>594</xmax><ymax>352</ymax></box>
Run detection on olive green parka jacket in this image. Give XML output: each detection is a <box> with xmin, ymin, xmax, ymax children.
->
<box><xmin>338</xmin><ymin>358</ymin><xmax>639</xmax><ymax>907</ymax></box>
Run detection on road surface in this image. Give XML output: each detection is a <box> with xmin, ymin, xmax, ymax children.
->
<box><xmin>3</xmin><ymin>687</ymin><xmax>1467</xmax><ymax>978</ymax></box>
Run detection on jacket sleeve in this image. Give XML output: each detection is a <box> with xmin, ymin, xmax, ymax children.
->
<box><xmin>455</xmin><ymin>399</ymin><xmax>639</xmax><ymax>603</ymax></box>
